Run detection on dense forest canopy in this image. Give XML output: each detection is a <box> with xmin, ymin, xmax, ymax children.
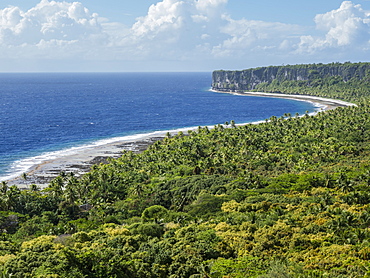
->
<box><xmin>1</xmin><ymin>62</ymin><xmax>370</xmax><ymax>277</ymax></box>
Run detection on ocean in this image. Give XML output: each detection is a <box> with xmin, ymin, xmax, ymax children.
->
<box><xmin>0</xmin><ymin>72</ymin><xmax>319</xmax><ymax>182</ymax></box>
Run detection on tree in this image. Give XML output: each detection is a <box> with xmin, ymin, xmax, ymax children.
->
<box><xmin>142</xmin><ymin>205</ymin><xmax>168</xmax><ymax>223</ymax></box>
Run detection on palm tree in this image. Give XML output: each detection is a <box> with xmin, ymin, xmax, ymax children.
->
<box><xmin>0</xmin><ymin>182</ymin><xmax>8</xmax><ymax>194</ymax></box>
<box><xmin>30</xmin><ymin>184</ymin><xmax>39</xmax><ymax>192</ymax></box>
<box><xmin>22</xmin><ymin>172</ymin><xmax>28</xmax><ymax>187</ymax></box>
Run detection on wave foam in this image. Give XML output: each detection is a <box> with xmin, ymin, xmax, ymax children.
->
<box><xmin>0</xmin><ymin>126</ymin><xmax>210</xmax><ymax>182</ymax></box>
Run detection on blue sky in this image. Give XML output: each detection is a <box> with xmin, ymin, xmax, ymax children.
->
<box><xmin>0</xmin><ymin>0</ymin><xmax>370</xmax><ymax>72</ymax></box>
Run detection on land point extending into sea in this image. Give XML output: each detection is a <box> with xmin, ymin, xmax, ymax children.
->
<box><xmin>7</xmin><ymin>91</ymin><xmax>356</xmax><ymax>188</ymax></box>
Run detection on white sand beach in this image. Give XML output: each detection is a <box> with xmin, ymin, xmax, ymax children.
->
<box><xmin>211</xmin><ymin>90</ymin><xmax>357</xmax><ymax>110</ymax></box>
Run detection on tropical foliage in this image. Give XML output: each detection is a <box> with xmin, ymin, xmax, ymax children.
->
<box><xmin>1</xmin><ymin>62</ymin><xmax>370</xmax><ymax>277</ymax></box>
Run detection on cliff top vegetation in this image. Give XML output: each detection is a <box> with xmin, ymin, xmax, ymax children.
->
<box><xmin>213</xmin><ymin>62</ymin><xmax>370</xmax><ymax>102</ymax></box>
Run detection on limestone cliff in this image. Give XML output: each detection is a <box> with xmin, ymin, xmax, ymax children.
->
<box><xmin>212</xmin><ymin>62</ymin><xmax>370</xmax><ymax>91</ymax></box>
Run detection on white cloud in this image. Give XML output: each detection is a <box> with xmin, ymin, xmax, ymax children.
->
<box><xmin>128</xmin><ymin>0</ymin><xmax>229</xmax><ymax>60</ymax></box>
<box><xmin>0</xmin><ymin>0</ymin><xmax>369</xmax><ymax>71</ymax></box>
<box><xmin>211</xmin><ymin>18</ymin><xmax>302</xmax><ymax>57</ymax></box>
<box><xmin>298</xmin><ymin>1</ymin><xmax>370</xmax><ymax>52</ymax></box>
<box><xmin>0</xmin><ymin>0</ymin><xmax>106</xmax><ymax>59</ymax></box>
<box><xmin>132</xmin><ymin>0</ymin><xmax>185</xmax><ymax>38</ymax></box>
<box><xmin>196</xmin><ymin>0</ymin><xmax>227</xmax><ymax>11</ymax></box>
<box><xmin>125</xmin><ymin>0</ymin><xmax>370</xmax><ymax>67</ymax></box>
<box><xmin>0</xmin><ymin>0</ymin><xmax>231</xmax><ymax>64</ymax></box>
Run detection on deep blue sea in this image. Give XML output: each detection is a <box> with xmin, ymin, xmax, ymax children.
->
<box><xmin>0</xmin><ymin>72</ymin><xmax>319</xmax><ymax>181</ymax></box>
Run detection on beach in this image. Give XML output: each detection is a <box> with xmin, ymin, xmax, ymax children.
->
<box><xmin>7</xmin><ymin>92</ymin><xmax>356</xmax><ymax>188</ymax></box>
<box><xmin>212</xmin><ymin>90</ymin><xmax>357</xmax><ymax>110</ymax></box>
<box><xmin>7</xmin><ymin>136</ymin><xmax>164</xmax><ymax>188</ymax></box>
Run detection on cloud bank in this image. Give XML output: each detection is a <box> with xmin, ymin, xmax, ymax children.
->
<box><xmin>0</xmin><ymin>0</ymin><xmax>369</xmax><ymax>71</ymax></box>
<box><xmin>298</xmin><ymin>1</ymin><xmax>370</xmax><ymax>53</ymax></box>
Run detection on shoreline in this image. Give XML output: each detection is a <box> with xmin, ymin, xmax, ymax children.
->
<box><xmin>210</xmin><ymin>89</ymin><xmax>357</xmax><ymax>110</ymax></box>
<box><xmin>6</xmin><ymin>136</ymin><xmax>165</xmax><ymax>188</ymax></box>
<box><xmin>6</xmin><ymin>91</ymin><xmax>357</xmax><ymax>188</ymax></box>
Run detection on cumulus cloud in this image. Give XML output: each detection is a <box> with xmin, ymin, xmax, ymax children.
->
<box><xmin>130</xmin><ymin>0</ymin><xmax>228</xmax><ymax>37</ymax></box>
<box><xmin>196</xmin><ymin>0</ymin><xmax>227</xmax><ymax>11</ymax></box>
<box><xmin>127</xmin><ymin>0</ymin><xmax>370</xmax><ymax>65</ymax></box>
<box><xmin>128</xmin><ymin>0</ymin><xmax>229</xmax><ymax>60</ymax></box>
<box><xmin>298</xmin><ymin>1</ymin><xmax>370</xmax><ymax>52</ymax></box>
<box><xmin>132</xmin><ymin>0</ymin><xmax>186</xmax><ymax>38</ymax></box>
<box><xmin>0</xmin><ymin>0</ymin><xmax>107</xmax><ymax>59</ymax></box>
<box><xmin>0</xmin><ymin>0</ymin><xmax>369</xmax><ymax>71</ymax></box>
<box><xmin>211</xmin><ymin>17</ymin><xmax>303</xmax><ymax>57</ymax></box>
<box><xmin>0</xmin><ymin>0</ymin><xmax>230</xmax><ymax>64</ymax></box>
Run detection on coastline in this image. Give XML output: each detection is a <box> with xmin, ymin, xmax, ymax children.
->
<box><xmin>6</xmin><ymin>91</ymin><xmax>357</xmax><ymax>188</ymax></box>
<box><xmin>210</xmin><ymin>89</ymin><xmax>357</xmax><ymax>111</ymax></box>
<box><xmin>6</xmin><ymin>136</ymin><xmax>165</xmax><ymax>188</ymax></box>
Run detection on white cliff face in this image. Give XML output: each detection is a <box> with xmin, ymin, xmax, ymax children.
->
<box><xmin>212</xmin><ymin>62</ymin><xmax>370</xmax><ymax>91</ymax></box>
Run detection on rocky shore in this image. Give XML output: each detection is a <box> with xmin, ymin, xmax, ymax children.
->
<box><xmin>7</xmin><ymin>136</ymin><xmax>164</xmax><ymax>188</ymax></box>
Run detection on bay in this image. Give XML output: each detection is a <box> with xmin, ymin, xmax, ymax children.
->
<box><xmin>0</xmin><ymin>72</ymin><xmax>318</xmax><ymax>181</ymax></box>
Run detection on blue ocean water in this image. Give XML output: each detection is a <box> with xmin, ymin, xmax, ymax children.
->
<box><xmin>0</xmin><ymin>72</ymin><xmax>318</xmax><ymax>181</ymax></box>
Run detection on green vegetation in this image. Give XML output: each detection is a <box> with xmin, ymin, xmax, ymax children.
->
<box><xmin>1</xmin><ymin>62</ymin><xmax>370</xmax><ymax>277</ymax></box>
<box><xmin>213</xmin><ymin>62</ymin><xmax>370</xmax><ymax>102</ymax></box>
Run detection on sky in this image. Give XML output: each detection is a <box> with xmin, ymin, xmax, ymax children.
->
<box><xmin>0</xmin><ymin>0</ymin><xmax>370</xmax><ymax>72</ymax></box>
